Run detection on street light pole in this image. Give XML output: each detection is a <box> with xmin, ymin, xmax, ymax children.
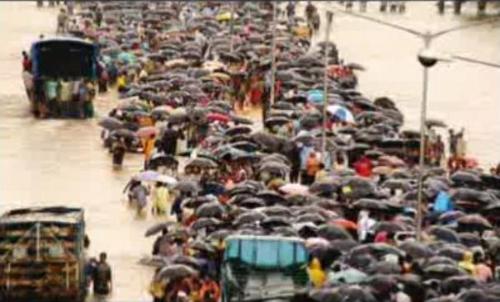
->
<box><xmin>229</xmin><ymin>1</ymin><xmax>235</xmax><ymax>52</ymax></box>
<box><xmin>265</xmin><ymin>1</ymin><xmax>278</xmax><ymax>123</ymax></box>
<box><xmin>415</xmin><ymin>34</ymin><xmax>433</xmax><ymax>241</ymax></box>
<box><xmin>321</xmin><ymin>11</ymin><xmax>334</xmax><ymax>159</ymax></box>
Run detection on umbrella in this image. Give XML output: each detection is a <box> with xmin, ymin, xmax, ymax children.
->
<box><xmin>225</xmin><ymin>126</ymin><xmax>252</xmax><ymax>136</ymax></box>
<box><xmin>328</xmin><ymin>268</ymin><xmax>368</xmax><ymax>284</ymax></box>
<box><xmin>144</xmin><ymin>221</ymin><xmax>177</xmax><ymax>237</ymax></box>
<box><xmin>437</xmin><ymin>245</ymin><xmax>466</xmax><ymax>261</ymax></box>
<box><xmin>427</xmin><ymin>226</ymin><xmax>460</xmax><ymax>243</ymax></box>
<box><xmin>331</xmin><ymin>219</ymin><xmax>358</xmax><ymax>231</ymax></box>
<box><xmin>234</xmin><ymin>211</ymin><xmax>267</xmax><ymax>225</ymax></box>
<box><xmin>156</xmin><ymin>175</ymin><xmax>178</xmax><ymax>186</ymax></box>
<box><xmin>260</xmin><ymin>206</ymin><xmax>292</xmax><ymax>217</ymax></box>
<box><xmin>174</xmin><ymin>180</ymin><xmax>200</xmax><ymax>193</ymax></box>
<box><xmin>457</xmin><ymin>214</ymin><xmax>492</xmax><ymax>230</ymax></box>
<box><xmin>425</xmin><ymin>118</ymin><xmax>447</xmax><ymax>128</ymax></box>
<box><xmin>318</xmin><ymin>224</ymin><xmax>353</xmax><ymax>240</ymax></box>
<box><xmin>195</xmin><ymin>202</ymin><xmax>225</xmax><ymax>218</ymax></box>
<box><xmin>191</xmin><ymin>218</ymin><xmax>221</xmax><ymax>230</ymax></box>
<box><xmin>345</xmin><ymin>62</ymin><xmax>366</xmax><ymax>71</ymax></box>
<box><xmin>157</xmin><ymin>264</ymin><xmax>198</xmax><ymax>280</ymax></box>
<box><xmin>185</xmin><ymin>157</ymin><xmax>218</xmax><ymax>169</ymax></box>
<box><xmin>99</xmin><ymin>117</ymin><xmax>124</xmax><ymax>130</ymax></box>
<box><xmin>327</xmin><ymin>105</ymin><xmax>355</xmax><ymax>123</ymax></box>
<box><xmin>399</xmin><ymin>241</ymin><xmax>434</xmax><ymax>259</ymax></box>
<box><xmin>307</xmin><ymin>89</ymin><xmax>324</xmax><ymax>104</ymax></box>
<box><xmin>261</xmin><ymin>216</ymin><xmax>291</xmax><ymax>228</ymax></box>
<box><xmin>110</xmin><ymin>128</ymin><xmax>137</xmax><ymax>139</ymax></box>
<box><xmin>279</xmin><ymin>183</ymin><xmax>309</xmax><ymax>196</ymax></box>
<box><xmin>133</xmin><ymin>170</ymin><xmax>160</xmax><ymax>182</ymax></box>
<box><xmin>206</xmin><ymin>113</ymin><xmax>230</xmax><ymax>124</ymax></box>
<box><xmin>256</xmin><ymin>190</ymin><xmax>287</xmax><ymax>205</ymax></box>
<box><xmin>442</xmin><ymin>275</ymin><xmax>478</xmax><ymax>295</ymax></box>
<box><xmin>189</xmin><ymin>240</ymin><xmax>216</xmax><ymax>254</ymax></box>
<box><xmin>367</xmin><ymin>261</ymin><xmax>402</xmax><ymax>274</ymax></box>
<box><xmin>136</xmin><ymin>126</ymin><xmax>158</xmax><ymax>138</ymax></box>
<box><xmin>451</xmin><ymin>170</ymin><xmax>481</xmax><ymax>184</ymax></box>
<box><xmin>424</xmin><ymin>264</ymin><xmax>465</xmax><ymax>280</ymax></box>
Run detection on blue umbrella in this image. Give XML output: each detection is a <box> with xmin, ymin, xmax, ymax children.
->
<box><xmin>307</xmin><ymin>89</ymin><xmax>324</xmax><ymax>104</ymax></box>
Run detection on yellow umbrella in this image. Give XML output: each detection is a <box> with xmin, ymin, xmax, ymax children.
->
<box><xmin>216</xmin><ymin>12</ymin><xmax>232</xmax><ymax>22</ymax></box>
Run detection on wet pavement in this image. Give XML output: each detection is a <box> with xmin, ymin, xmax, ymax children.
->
<box><xmin>0</xmin><ymin>1</ymin><xmax>499</xmax><ymax>302</ymax></box>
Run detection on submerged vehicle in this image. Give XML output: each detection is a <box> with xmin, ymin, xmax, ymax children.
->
<box><xmin>0</xmin><ymin>207</ymin><xmax>87</xmax><ymax>302</ymax></box>
<box><xmin>222</xmin><ymin>235</ymin><xmax>310</xmax><ymax>302</ymax></box>
<box><xmin>28</xmin><ymin>38</ymin><xmax>99</xmax><ymax>119</ymax></box>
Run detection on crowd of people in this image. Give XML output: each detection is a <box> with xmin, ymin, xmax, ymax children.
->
<box><xmin>46</xmin><ymin>1</ymin><xmax>500</xmax><ymax>302</ymax></box>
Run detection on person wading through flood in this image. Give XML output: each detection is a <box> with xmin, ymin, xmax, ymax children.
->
<box><xmin>160</xmin><ymin>124</ymin><xmax>183</xmax><ymax>156</ymax></box>
<box><xmin>92</xmin><ymin>252</ymin><xmax>112</xmax><ymax>299</ymax></box>
<box><xmin>143</xmin><ymin>133</ymin><xmax>156</xmax><ymax>169</ymax></box>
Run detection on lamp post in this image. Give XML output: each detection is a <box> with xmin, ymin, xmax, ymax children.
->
<box><xmin>415</xmin><ymin>35</ymin><xmax>438</xmax><ymax>241</ymax></box>
<box><xmin>321</xmin><ymin>11</ymin><xmax>334</xmax><ymax>159</ymax></box>
<box><xmin>264</xmin><ymin>1</ymin><xmax>278</xmax><ymax>123</ymax></box>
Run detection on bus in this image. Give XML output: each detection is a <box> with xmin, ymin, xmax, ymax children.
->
<box><xmin>28</xmin><ymin>38</ymin><xmax>99</xmax><ymax>119</ymax></box>
<box><xmin>222</xmin><ymin>235</ymin><xmax>311</xmax><ymax>302</ymax></box>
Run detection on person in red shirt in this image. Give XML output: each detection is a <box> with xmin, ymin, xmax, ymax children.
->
<box><xmin>22</xmin><ymin>51</ymin><xmax>31</xmax><ymax>72</ymax></box>
<box><xmin>353</xmin><ymin>155</ymin><xmax>373</xmax><ymax>178</ymax></box>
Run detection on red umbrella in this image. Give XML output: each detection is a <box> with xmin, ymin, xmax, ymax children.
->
<box><xmin>207</xmin><ymin>113</ymin><xmax>230</xmax><ymax>124</ymax></box>
<box><xmin>136</xmin><ymin>126</ymin><xmax>158</xmax><ymax>138</ymax></box>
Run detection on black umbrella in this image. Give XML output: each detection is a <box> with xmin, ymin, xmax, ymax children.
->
<box><xmin>256</xmin><ymin>190</ymin><xmax>287</xmax><ymax>205</ymax></box>
<box><xmin>191</xmin><ymin>218</ymin><xmax>221</xmax><ymax>230</ymax></box>
<box><xmin>195</xmin><ymin>202</ymin><xmax>225</xmax><ymax>218</ymax></box>
<box><xmin>182</xmin><ymin>196</ymin><xmax>214</xmax><ymax>209</ymax></box>
<box><xmin>451</xmin><ymin>171</ymin><xmax>481</xmax><ymax>185</ymax></box>
<box><xmin>294</xmin><ymin>213</ymin><xmax>326</xmax><ymax>225</ymax></box>
<box><xmin>234</xmin><ymin>211</ymin><xmax>267</xmax><ymax>225</ymax></box>
<box><xmin>99</xmin><ymin>117</ymin><xmax>124</xmax><ymax>130</ymax></box>
<box><xmin>144</xmin><ymin>221</ymin><xmax>177</xmax><ymax>237</ymax></box>
<box><xmin>399</xmin><ymin>241</ymin><xmax>434</xmax><ymax>259</ymax></box>
<box><xmin>185</xmin><ymin>157</ymin><xmax>218</xmax><ymax>170</ymax></box>
<box><xmin>437</xmin><ymin>245</ymin><xmax>466</xmax><ymax>261</ymax></box>
<box><xmin>317</xmin><ymin>224</ymin><xmax>352</xmax><ymax>240</ymax></box>
<box><xmin>259</xmin><ymin>205</ymin><xmax>292</xmax><ymax>217</ymax></box>
<box><xmin>171</xmin><ymin>255</ymin><xmax>201</xmax><ymax>270</ymax></box>
<box><xmin>427</xmin><ymin>226</ymin><xmax>460</xmax><ymax>243</ymax></box>
<box><xmin>424</xmin><ymin>264</ymin><xmax>465</xmax><ymax>280</ymax></box>
<box><xmin>457</xmin><ymin>214</ymin><xmax>492</xmax><ymax>230</ymax></box>
<box><xmin>157</xmin><ymin>264</ymin><xmax>198</xmax><ymax>280</ymax></box>
<box><xmin>174</xmin><ymin>180</ymin><xmax>200</xmax><ymax>193</ymax></box>
<box><xmin>261</xmin><ymin>216</ymin><xmax>291</xmax><ymax>228</ymax></box>
<box><xmin>367</xmin><ymin>261</ymin><xmax>401</xmax><ymax>274</ymax></box>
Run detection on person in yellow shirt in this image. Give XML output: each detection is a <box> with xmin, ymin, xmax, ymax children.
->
<box><xmin>152</xmin><ymin>182</ymin><xmax>169</xmax><ymax>216</ymax></box>
<box><xmin>116</xmin><ymin>73</ymin><xmax>127</xmax><ymax>93</ymax></box>
<box><xmin>308</xmin><ymin>257</ymin><xmax>326</xmax><ymax>288</ymax></box>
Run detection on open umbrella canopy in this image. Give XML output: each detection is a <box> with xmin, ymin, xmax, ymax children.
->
<box><xmin>195</xmin><ymin>201</ymin><xmax>225</xmax><ymax>218</ymax></box>
<box><xmin>174</xmin><ymin>180</ymin><xmax>200</xmax><ymax>193</ymax></box>
<box><xmin>279</xmin><ymin>183</ymin><xmax>309</xmax><ymax>196</ymax></box>
<box><xmin>185</xmin><ymin>157</ymin><xmax>218</xmax><ymax>170</ymax></box>
<box><xmin>157</xmin><ymin>264</ymin><xmax>198</xmax><ymax>280</ymax></box>
<box><xmin>457</xmin><ymin>214</ymin><xmax>492</xmax><ymax>230</ymax></box>
<box><xmin>99</xmin><ymin>117</ymin><xmax>124</xmax><ymax>130</ymax></box>
<box><xmin>327</xmin><ymin>105</ymin><xmax>355</xmax><ymax>123</ymax></box>
<box><xmin>318</xmin><ymin>224</ymin><xmax>353</xmax><ymax>240</ymax></box>
<box><xmin>133</xmin><ymin>170</ymin><xmax>160</xmax><ymax>182</ymax></box>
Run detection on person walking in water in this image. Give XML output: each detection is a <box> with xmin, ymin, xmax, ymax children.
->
<box><xmin>56</xmin><ymin>8</ymin><xmax>68</xmax><ymax>34</ymax></box>
<box><xmin>143</xmin><ymin>133</ymin><xmax>156</xmax><ymax>169</ymax></box>
<box><xmin>92</xmin><ymin>252</ymin><xmax>112</xmax><ymax>299</ymax></box>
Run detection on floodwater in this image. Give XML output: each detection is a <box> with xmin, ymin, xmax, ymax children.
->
<box><xmin>0</xmin><ymin>1</ymin><xmax>498</xmax><ymax>302</ymax></box>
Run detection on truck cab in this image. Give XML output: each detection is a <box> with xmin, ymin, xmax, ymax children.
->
<box><xmin>0</xmin><ymin>207</ymin><xmax>87</xmax><ymax>302</ymax></box>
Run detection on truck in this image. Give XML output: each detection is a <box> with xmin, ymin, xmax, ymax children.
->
<box><xmin>221</xmin><ymin>235</ymin><xmax>311</xmax><ymax>302</ymax></box>
<box><xmin>0</xmin><ymin>207</ymin><xmax>87</xmax><ymax>302</ymax></box>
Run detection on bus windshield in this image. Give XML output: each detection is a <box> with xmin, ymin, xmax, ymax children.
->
<box><xmin>225</xmin><ymin>237</ymin><xmax>308</xmax><ymax>269</ymax></box>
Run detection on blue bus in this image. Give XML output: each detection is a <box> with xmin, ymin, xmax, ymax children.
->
<box><xmin>28</xmin><ymin>38</ymin><xmax>99</xmax><ymax>118</ymax></box>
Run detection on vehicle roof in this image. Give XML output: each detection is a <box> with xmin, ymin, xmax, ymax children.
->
<box><xmin>31</xmin><ymin>37</ymin><xmax>96</xmax><ymax>49</ymax></box>
<box><xmin>0</xmin><ymin>207</ymin><xmax>84</xmax><ymax>225</ymax></box>
<box><xmin>225</xmin><ymin>235</ymin><xmax>305</xmax><ymax>244</ymax></box>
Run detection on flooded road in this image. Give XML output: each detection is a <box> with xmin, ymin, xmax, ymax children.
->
<box><xmin>0</xmin><ymin>2</ymin><xmax>498</xmax><ymax>302</ymax></box>
<box><xmin>0</xmin><ymin>2</ymin><xmax>153</xmax><ymax>301</ymax></box>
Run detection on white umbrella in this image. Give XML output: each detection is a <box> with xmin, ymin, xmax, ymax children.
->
<box><xmin>327</xmin><ymin>105</ymin><xmax>355</xmax><ymax>123</ymax></box>
<box><xmin>156</xmin><ymin>175</ymin><xmax>178</xmax><ymax>186</ymax></box>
